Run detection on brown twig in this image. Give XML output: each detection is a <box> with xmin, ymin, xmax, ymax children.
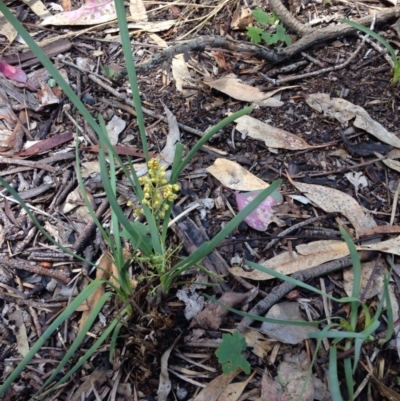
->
<box><xmin>0</xmin><ymin>256</ymin><xmax>70</xmax><ymax>284</ymax></box>
<box><xmin>133</xmin><ymin>8</ymin><xmax>399</xmax><ymax>73</ymax></box>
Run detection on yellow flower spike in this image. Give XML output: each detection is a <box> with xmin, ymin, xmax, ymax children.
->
<box><xmin>127</xmin><ymin>200</ymin><xmax>133</xmax><ymax>207</ymax></box>
<box><xmin>172</xmin><ymin>184</ymin><xmax>180</xmax><ymax>192</ymax></box>
<box><xmin>164</xmin><ymin>204</ymin><xmax>169</xmax><ymax>211</ymax></box>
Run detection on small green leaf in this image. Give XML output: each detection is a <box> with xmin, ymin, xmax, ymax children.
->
<box><xmin>252</xmin><ymin>7</ymin><xmax>277</xmax><ymax>26</ymax></box>
<box><xmin>275</xmin><ymin>24</ymin><xmax>292</xmax><ymax>45</ymax></box>
<box><xmin>262</xmin><ymin>25</ymin><xmax>291</xmax><ymax>46</ymax></box>
<box><xmin>247</xmin><ymin>26</ymin><xmax>264</xmax><ymax>44</ymax></box>
<box><xmin>216</xmin><ymin>331</ymin><xmax>251</xmax><ymax>374</ymax></box>
<box><xmin>261</xmin><ymin>31</ymin><xmax>278</xmax><ymax>45</ymax></box>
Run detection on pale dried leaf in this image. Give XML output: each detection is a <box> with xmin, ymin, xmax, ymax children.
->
<box><xmin>345</xmin><ymin>171</ymin><xmax>368</xmax><ymax>193</ymax></box>
<box><xmin>192</xmin><ymin>371</ymin><xmax>240</xmax><ymax>401</ymax></box>
<box><xmin>288</xmin><ymin>178</ymin><xmax>377</xmax><ymax>236</ymax></box>
<box><xmin>233</xmin><ymin>115</ymin><xmax>311</xmax><ymax>150</ymax></box>
<box><xmin>231</xmin><ymin>6</ymin><xmax>253</xmax><ymax>30</ymax></box>
<box><xmin>0</xmin><ymin>129</ymin><xmax>13</xmax><ymax>149</ymax></box>
<box><xmin>126</xmin><ymin>20</ymin><xmax>175</xmax><ymax>32</ymax></box>
<box><xmin>207</xmin><ymin>158</ymin><xmax>269</xmax><ymax>191</ymax></box>
<box><xmin>160</xmin><ymin>103</ymin><xmax>180</xmax><ymax>167</ymax></box>
<box><xmin>41</xmin><ymin>0</ymin><xmax>116</xmax><ymax>26</ymax></box>
<box><xmin>357</xmin><ymin>236</ymin><xmax>400</xmax><ymax>255</ymax></box>
<box><xmin>157</xmin><ymin>337</ymin><xmax>180</xmax><ymax>401</ymax></box>
<box><xmin>217</xmin><ymin>372</ymin><xmax>255</xmax><ymax>401</ymax></box>
<box><xmin>172</xmin><ymin>55</ymin><xmax>196</xmax><ymax>96</ymax></box>
<box><xmin>10</xmin><ymin>310</ymin><xmax>29</xmax><ymax>357</ymax></box>
<box><xmin>0</xmin><ymin>13</ymin><xmax>17</xmax><ymax>43</ymax></box>
<box><xmin>261</xmin><ymin>303</ymin><xmax>316</xmax><ymax>344</ymax></box>
<box><xmin>0</xmin><ymin>224</ymin><xmax>4</xmax><ymax>248</ymax></box>
<box><xmin>106</xmin><ymin>115</ymin><xmax>126</xmax><ymax>145</ymax></box>
<box><xmin>22</xmin><ymin>0</ymin><xmax>52</xmax><ymax>18</ymax></box>
<box><xmin>306</xmin><ymin>93</ymin><xmax>400</xmax><ymax>147</ymax></box>
<box><xmin>204</xmin><ymin>74</ymin><xmax>293</xmax><ymax>106</ymax></box>
<box><xmin>129</xmin><ymin>0</ymin><xmax>147</xmax><ymax>22</ymax></box>
<box><xmin>81</xmin><ymin>161</ymin><xmax>101</xmax><ymax>178</ymax></box>
<box><xmin>382</xmin><ymin>158</ymin><xmax>400</xmax><ymax>173</ymax></box>
<box><xmin>229</xmin><ymin>240</ymin><xmax>349</xmax><ymax>280</ymax></box>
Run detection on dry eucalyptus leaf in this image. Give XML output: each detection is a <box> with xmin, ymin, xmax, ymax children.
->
<box><xmin>22</xmin><ymin>0</ymin><xmax>51</xmax><ymax>18</ymax></box>
<box><xmin>357</xmin><ymin>236</ymin><xmax>400</xmax><ymax>255</ymax></box>
<box><xmin>106</xmin><ymin>115</ymin><xmax>126</xmax><ymax>146</ymax></box>
<box><xmin>129</xmin><ymin>0</ymin><xmax>147</xmax><ymax>21</ymax></box>
<box><xmin>126</xmin><ymin>20</ymin><xmax>175</xmax><ymax>32</ymax></box>
<box><xmin>216</xmin><ymin>372</ymin><xmax>255</xmax><ymax>401</ymax></box>
<box><xmin>192</xmin><ymin>370</ymin><xmax>240</xmax><ymax>401</ymax></box>
<box><xmin>375</xmin><ymin>151</ymin><xmax>400</xmax><ymax>173</ymax></box>
<box><xmin>0</xmin><ymin>13</ymin><xmax>17</xmax><ymax>43</ymax></box>
<box><xmin>306</xmin><ymin>93</ymin><xmax>400</xmax><ymax>148</ymax></box>
<box><xmin>288</xmin><ymin>177</ymin><xmax>377</xmax><ymax>236</ymax></box>
<box><xmin>207</xmin><ymin>158</ymin><xmax>269</xmax><ymax>191</ymax></box>
<box><xmin>160</xmin><ymin>103</ymin><xmax>180</xmax><ymax>167</ymax></box>
<box><xmin>9</xmin><ymin>310</ymin><xmax>29</xmax><ymax>357</ymax></box>
<box><xmin>229</xmin><ymin>240</ymin><xmax>349</xmax><ymax>280</ymax></box>
<box><xmin>204</xmin><ymin>74</ymin><xmax>292</xmax><ymax>106</ymax></box>
<box><xmin>233</xmin><ymin>115</ymin><xmax>311</xmax><ymax>150</ymax></box>
<box><xmin>261</xmin><ymin>302</ymin><xmax>317</xmax><ymax>344</ymax></box>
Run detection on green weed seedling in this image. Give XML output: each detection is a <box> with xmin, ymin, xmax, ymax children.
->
<box><xmin>247</xmin><ymin>7</ymin><xmax>291</xmax><ymax>46</ymax></box>
<box><xmin>209</xmin><ymin>227</ymin><xmax>394</xmax><ymax>401</ymax></box>
<box><xmin>343</xmin><ymin>19</ymin><xmax>400</xmax><ymax>85</ymax></box>
<box><xmin>216</xmin><ymin>331</ymin><xmax>251</xmax><ymax>374</ymax></box>
<box><xmin>0</xmin><ymin>0</ymin><xmax>283</xmax><ymax>397</ymax></box>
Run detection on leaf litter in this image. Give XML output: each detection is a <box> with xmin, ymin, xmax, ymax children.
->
<box><xmin>1</xmin><ymin>0</ymin><xmax>400</xmax><ymax>399</ymax></box>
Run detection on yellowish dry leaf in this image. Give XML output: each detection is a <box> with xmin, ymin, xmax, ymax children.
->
<box><xmin>207</xmin><ymin>158</ymin><xmax>269</xmax><ymax>191</ymax></box>
<box><xmin>22</xmin><ymin>0</ymin><xmax>51</xmax><ymax>18</ymax></box>
<box><xmin>357</xmin><ymin>236</ymin><xmax>400</xmax><ymax>255</ymax></box>
<box><xmin>192</xmin><ymin>370</ymin><xmax>240</xmax><ymax>401</ymax></box>
<box><xmin>233</xmin><ymin>115</ymin><xmax>311</xmax><ymax>150</ymax></box>
<box><xmin>229</xmin><ymin>240</ymin><xmax>349</xmax><ymax>280</ymax></box>
<box><xmin>129</xmin><ymin>0</ymin><xmax>147</xmax><ymax>22</ymax></box>
<box><xmin>204</xmin><ymin>74</ymin><xmax>293</xmax><ymax>106</ymax></box>
<box><xmin>0</xmin><ymin>13</ymin><xmax>17</xmax><ymax>43</ymax></box>
<box><xmin>217</xmin><ymin>371</ymin><xmax>256</xmax><ymax>401</ymax></box>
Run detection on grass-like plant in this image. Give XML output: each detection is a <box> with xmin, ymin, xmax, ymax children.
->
<box><xmin>343</xmin><ymin>18</ymin><xmax>400</xmax><ymax>85</ymax></box>
<box><xmin>0</xmin><ymin>0</ymin><xmax>283</xmax><ymax>397</ymax></box>
<box><xmin>211</xmin><ymin>227</ymin><xmax>394</xmax><ymax>400</ymax></box>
